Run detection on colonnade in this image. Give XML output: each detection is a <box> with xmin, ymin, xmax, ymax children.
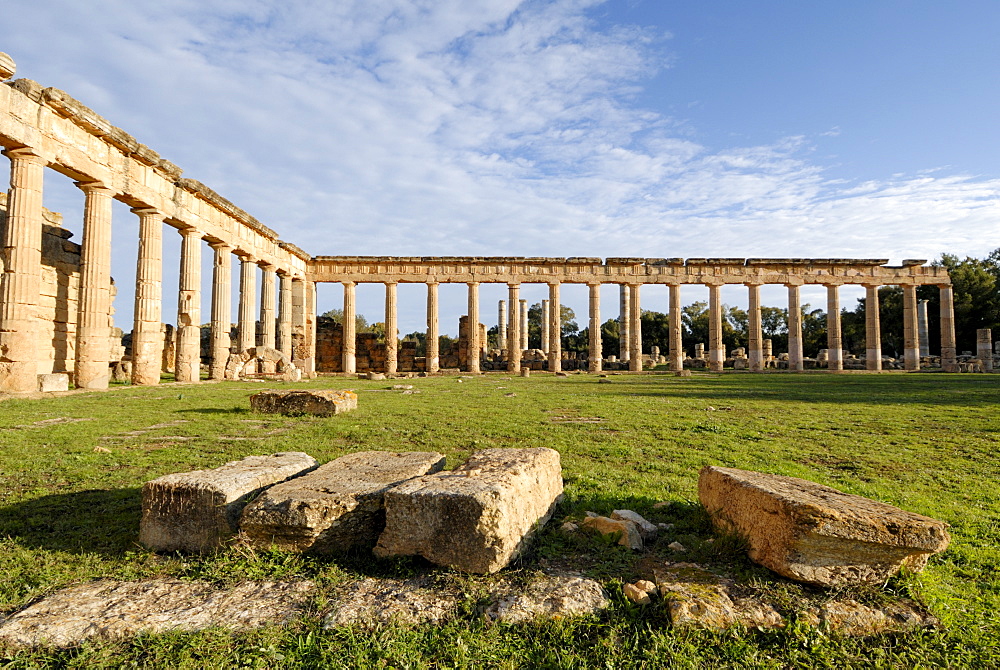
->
<box><xmin>331</xmin><ymin>277</ymin><xmax>958</xmax><ymax>375</ymax></box>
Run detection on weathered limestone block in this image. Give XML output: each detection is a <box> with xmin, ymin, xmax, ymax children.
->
<box><xmin>140</xmin><ymin>452</ymin><xmax>318</xmax><ymax>553</ymax></box>
<box><xmin>374</xmin><ymin>448</ymin><xmax>563</xmax><ymax>573</ymax></box>
<box><xmin>698</xmin><ymin>466</ymin><xmax>950</xmax><ymax>586</ymax></box>
<box><xmin>0</xmin><ymin>52</ymin><xmax>15</xmax><ymax>80</ymax></box>
<box><xmin>581</xmin><ymin>515</ymin><xmax>643</xmax><ymax>550</ymax></box>
<box><xmin>241</xmin><ymin>451</ymin><xmax>445</xmax><ymax>552</ymax></box>
<box><xmin>37</xmin><ymin>373</ymin><xmax>69</xmax><ymax>392</ymax></box>
<box><xmin>249</xmin><ymin>389</ymin><xmax>357</xmax><ymax>416</ymax></box>
<box><xmin>650</xmin><ymin>562</ymin><xmax>784</xmax><ymax>630</ymax></box>
<box><xmin>484</xmin><ymin>574</ymin><xmax>608</xmax><ymax>622</ymax></box>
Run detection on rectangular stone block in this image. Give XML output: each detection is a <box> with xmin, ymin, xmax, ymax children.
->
<box><xmin>37</xmin><ymin>373</ymin><xmax>69</xmax><ymax>392</ymax></box>
<box><xmin>140</xmin><ymin>452</ymin><xmax>318</xmax><ymax>553</ymax></box>
<box><xmin>240</xmin><ymin>450</ymin><xmax>446</xmax><ymax>552</ymax></box>
<box><xmin>699</xmin><ymin>466</ymin><xmax>950</xmax><ymax>586</ymax></box>
<box><xmin>250</xmin><ymin>389</ymin><xmax>357</xmax><ymax>416</ymax></box>
<box><xmin>374</xmin><ymin>448</ymin><xmax>563</xmax><ymax>573</ymax></box>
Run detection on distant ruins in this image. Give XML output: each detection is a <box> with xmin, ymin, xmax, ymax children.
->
<box><xmin>0</xmin><ymin>52</ymin><xmax>969</xmax><ymax>392</ymax></box>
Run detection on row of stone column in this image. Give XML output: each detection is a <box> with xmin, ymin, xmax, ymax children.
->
<box><xmin>0</xmin><ymin>147</ymin><xmax>313</xmax><ymax>393</ymax></box>
<box><xmin>340</xmin><ymin>280</ymin><xmax>958</xmax><ymax>375</ymax></box>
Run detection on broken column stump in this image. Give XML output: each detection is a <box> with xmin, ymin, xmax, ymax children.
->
<box><xmin>698</xmin><ymin>465</ymin><xmax>950</xmax><ymax>586</ymax></box>
<box><xmin>374</xmin><ymin>447</ymin><xmax>563</xmax><ymax>574</ymax></box>
<box><xmin>140</xmin><ymin>452</ymin><xmax>318</xmax><ymax>553</ymax></box>
<box><xmin>240</xmin><ymin>450</ymin><xmax>446</xmax><ymax>552</ymax></box>
<box><xmin>250</xmin><ymin>389</ymin><xmax>357</xmax><ymax>416</ymax></box>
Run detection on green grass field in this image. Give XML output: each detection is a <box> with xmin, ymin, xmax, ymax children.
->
<box><xmin>1</xmin><ymin>371</ymin><xmax>998</xmax><ymax>668</ymax></box>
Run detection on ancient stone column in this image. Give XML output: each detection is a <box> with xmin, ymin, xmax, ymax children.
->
<box><xmin>708</xmin><ymin>283</ymin><xmax>724</xmax><ymax>372</ymax></box>
<box><xmin>304</xmin><ymin>280</ymin><xmax>317</xmax><ymax>374</ymax></box>
<box><xmin>786</xmin><ymin>283</ymin><xmax>804</xmax><ymax>372</ymax></box>
<box><xmin>426</xmin><ymin>282</ymin><xmax>439</xmax><ymax>373</ymax></box>
<box><xmin>826</xmin><ymin>284</ymin><xmax>843</xmax><ymax>372</ymax></box>
<box><xmin>175</xmin><ymin>228</ymin><xmax>203</xmax><ymax>383</ymax></box>
<box><xmin>902</xmin><ymin>284</ymin><xmax>920</xmax><ymax>371</ymax></box>
<box><xmin>628</xmin><ymin>283</ymin><xmax>642</xmax><ymax>372</ymax></box>
<box><xmin>0</xmin><ymin>148</ymin><xmax>46</xmax><ymax>393</ymax></box>
<box><xmin>237</xmin><ymin>255</ymin><xmax>257</xmax><ymax>354</ymax></box>
<box><xmin>619</xmin><ymin>284</ymin><xmax>631</xmax><ymax>361</ymax></box>
<box><xmin>917</xmin><ymin>299</ymin><xmax>930</xmax><ymax>358</ymax></box>
<box><xmin>541</xmin><ymin>299</ymin><xmax>550</xmax><ymax>354</ymax></box>
<box><xmin>291</xmin><ymin>277</ymin><xmax>306</xmax><ymax>362</ymax></box>
<box><xmin>519</xmin><ymin>299</ymin><xmax>528</xmax><ymax>352</ymax></box>
<box><xmin>548</xmin><ymin>283</ymin><xmax>561</xmax><ymax>373</ymax></box>
<box><xmin>277</xmin><ymin>272</ymin><xmax>293</xmax><ymax>361</ymax></box>
<box><xmin>342</xmin><ymin>281</ymin><xmax>357</xmax><ymax>374</ymax></box>
<box><xmin>467</xmin><ymin>282</ymin><xmax>481</xmax><ymax>373</ymax></box>
<box><xmin>588</xmin><ymin>282</ymin><xmax>602</xmax><ymax>373</ymax></box>
<box><xmin>864</xmin><ymin>284</ymin><xmax>882</xmax><ymax>372</ymax></box>
<box><xmin>385</xmin><ymin>282</ymin><xmax>398</xmax><ymax>375</ymax></box>
<box><xmin>506</xmin><ymin>284</ymin><xmax>520</xmax><ymax>373</ymax></box>
<box><xmin>747</xmin><ymin>283</ymin><xmax>763</xmax><ymax>372</ymax></box>
<box><xmin>131</xmin><ymin>208</ymin><xmax>165</xmax><ymax>386</ymax></box>
<box><xmin>939</xmin><ymin>285</ymin><xmax>958</xmax><ymax>372</ymax></box>
<box><xmin>669</xmin><ymin>284</ymin><xmax>683</xmax><ymax>371</ymax></box>
<box><xmin>259</xmin><ymin>265</ymin><xmax>277</xmax><ymax>350</ymax></box>
<box><xmin>977</xmin><ymin>328</ymin><xmax>993</xmax><ymax>372</ymax></box>
<box><xmin>73</xmin><ymin>182</ymin><xmax>115</xmax><ymax>389</ymax></box>
<box><xmin>208</xmin><ymin>242</ymin><xmax>232</xmax><ymax>381</ymax></box>
<box><xmin>497</xmin><ymin>299</ymin><xmax>507</xmax><ymax>351</ymax></box>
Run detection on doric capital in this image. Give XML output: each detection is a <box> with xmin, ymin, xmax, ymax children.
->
<box><xmin>75</xmin><ymin>180</ymin><xmax>115</xmax><ymax>196</ymax></box>
<box><xmin>131</xmin><ymin>206</ymin><xmax>165</xmax><ymax>221</ymax></box>
<box><xmin>178</xmin><ymin>226</ymin><xmax>204</xmax><ymax>240</ymax></box>
<box><xmin>208</xmin><ymin>240</ymin><xmax>233</xmax><ymax>252</ymax></box>
<box><xmin>259</xmin><ymin>262</ymin><xmax>277</xmax><ymax>272</ymax></box>
<box><xmin>2</xmin><ymin>146</ymin><xmax>45</xmax><ymax>163</ymax></box>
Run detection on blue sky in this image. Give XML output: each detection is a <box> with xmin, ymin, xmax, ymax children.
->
<box><xmin>1</xmin><ymin>0</ymin><xmax>998</xmax><ymax>335</ymax></box>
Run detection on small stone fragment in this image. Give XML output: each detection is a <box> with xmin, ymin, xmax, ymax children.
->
<box><xmin>37</xmin><ymin>373</ymin><xmax>69</xmax><ymax>392</ymax></box>
<box><xmin>520</xmin><ymin>369</ymin><xmax>530</xmax><ymax>377</ymax></box>
<box><xmin>92</xmin><ymin>446</ymin><xmax>111</xmax><ymax>454</ymax></box>
<box><xmin>560</xmin><ymin>521</ymin><xmax>579</xmax><ymax>533</ymax></box>
<box><xmin>368</xmin><ymin>373</ymin><xmax>386</xmax><ymax>381</ymax></box>
<box><xmin>240</xmin><ymin>451</ymin><xmax>445</xmax><ymax>552</ymax></box>
<box><xmin>250</xmin><ymin>390</ymin><xmax>357</xmax><ymax>416</ymax></box>
<box><xmin>392</xmin><ymin>384</ymin><xmax>413</xmax><ymax>390</ymax></box>
<box><xmin>581</xmin><ymin>516</ymin><xmax>643</xmax><ymax>550</ymax></box>
<box><xmin>658</xmin><ymin>522</ymin><xmax>675</xmax><ymax>530</ymax></box>
<box><xmin>623</xmin><ymin>582</ymin><xmax>651</xmax><ymax>604</ymax></box>
<box><xmin>653</xmin><ymin>501</ymin><xmax>670</xmax><ymax>509</ymax></box>
<box><xmin>505</xmin><ymin>392</ymin><xmax>517</xmax><ymax>397</ymax></box>
<box><xmin>598</xmin><ymin>379</ymin><xmax>611</xmax><ymax>384</ymax></box>
<box><xmin>611</xmin><ymin>509</ymin><xmax>658</xmax><ymax>539</ymax></box>
<box><xmin>699</xmin><ymin>465</ymin><xmax>951</xmax><ymax>586</ymax></box>
<box><xmin>140</xmin><ymin>452</ymin><xmax>318</xmax><ymax>553</ymax></box>
<box><xmin>668</xmin><ymin>541</ymin><xmax>687</xmax><ymax>552</ymax></box>
<box><xmin>374</xmin><ymin>448</ymin><xmax>563</xmax><ymax>573</ymax></box>
<box><xmin>634</xmin><ymin>579</ymin><xmax>657</xmax><ymax>594</ymax></box>
<box><xmin>485</xmin><ymin>574</ymin><xmax>608</xmax><ymax>622</ymax></box>
<box><xmin>323</xmin><ymin>576</ymin><xmax>459</xmax><ymax>628</ymax></box>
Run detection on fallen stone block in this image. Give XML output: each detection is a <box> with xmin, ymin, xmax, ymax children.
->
<box><xmin>374</xmin><ymin>448</ymin><xmax>563</xmax><ymax>573</ymax></box>
<box><xmin>37</xmin><ymin>373</ymin><xmax>69</xmax><ymax>392</ymax></box>
<box><xmin>240</xmin><ymin>450</ymin><xmax>446</xmax><ymax>552</ymax></box>
<box><xmin>139</xmin><ymin>452</ymin><xmax>318</xmax><ymax>553</ymax></box>
<box><xmin>0</xmin><ymin>579</ymin><xmax>314</xmax><ymax>648</ymax></box>
<box><xmin>649</xmin><ymin>562</ymin><xmax>784</xmax><ymax>630</ymax></box>
<box><xmin>484</xmin><ymin>574</ymin><xmax>608</xmax><ymax>622</ymax></box>
<box><xmin>323</xmin><ymin>576</ymin><xmax>460</xmax><ymax>628</ymax></box>
<box><xmin>699</xmin><ymin>466</ymin><xmax>951</xmax><ymax>586</ymax></box>
<box><xmin>250</xmin><ymin>389</ymin><xmax>357</xmax><ymax>416</ymax></box>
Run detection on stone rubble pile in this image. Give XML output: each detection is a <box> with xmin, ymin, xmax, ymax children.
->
<box><xmin>140</xmin><ymin>447</ymin><xmax>563</xmax><ymax>575</ymax></box>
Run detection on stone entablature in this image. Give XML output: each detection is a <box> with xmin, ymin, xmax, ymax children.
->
<box><xmin>309</xmin><ymin>256</ymin><xmax>949</xmax><ymax>287</ymax></box>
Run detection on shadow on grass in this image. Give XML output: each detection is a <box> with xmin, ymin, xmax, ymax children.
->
<box><xmin>0</xmin><ymin>487</ymin><xmax>141</xmax><ymax>555</ymax></box>
<box><xmin>175</xmin><ymin>407</ymin><xmax>251</xmax><ymax>415</ymax></box>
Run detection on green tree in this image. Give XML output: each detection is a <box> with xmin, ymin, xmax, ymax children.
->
<box><xmin>320</xmin><ymin>308</ymin><xmax>372</xmax><ymax>334</ymax></box>
<box><xmin>527</xmin><ymin>302</ymin><xmax>578</xmax><ymax>349</ymax></box>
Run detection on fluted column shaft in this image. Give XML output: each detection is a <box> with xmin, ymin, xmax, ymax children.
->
<box><xmin>498</xmin><ymin>299</ymin><xmax>507</xmax><ymax>350</ymax></box>
<box><xmin>708</xmin><ymin>284</ymin><xmax>724</xmax><ymax>372</ymax></box>
<box><xmin>385</xmin><ymin>282</ymin><xmax>398</xmax><ymax>375</ymax></box>
<box><xmin>826</xmin><ymin>285</ymin><xmax>843</xmax><ymax>371</ymax></box>
<box><xmin>208</xmin><ymin>242</ymin><xmax>232</xmax><ymax>380</ymax></box>
<box><xmin>291</xmin><ymin>278</ymin><xmax>306</xmax><ymax>361</ymax></box>
<box><xmin>304</xmin><ymin>280</ymin><xmax>317</xmax><ymax>374</ymax></box>
<box><xmin>787</xmin><ymin>284</ymin><xmax>804</xmax><ymax>372</ymax></box>
<box><xmin>939</xmin><ymin>285</ymin><xmax>957</xmax><ymax>372</ymax></box>
<box><xmin>426</xmin><ymin>282</ymin><xmax>439</xmax><ymax>373</ymax></box>
<box><xmin>865</xmin><ymin>285</ymin><xmax>882</xmax><ymax>371</ymax></box>
<box><xmin>237</xmin><ymin>256</ymin><xmax>257</xmax><ymax>353</ymax></box>
<box><xmin>175</xmin><ymin>228</ymin><xmax>202</xmax><ymax>382</ymax></box>
<box><xmin>746</xmin><ymin>283</ymin><xmax>763</xmax><ymax>372</ymax></box>
<box><xmin>541</xmin><ymin>299</ymin><xmax>550</xmax><ymax>353</ymax></box>
<box><xmin>131</xmin><ymin>208</ymin><xmax>164</xmax><ymax>385</ymax></box>
<box><xmin>466</xmin><ymin>282</ymin><xmax>480</xmax><ymax>373</ymax></box>
<box><xmin>918</xmin><ymin>300</ymin><xmax>930</xmax><ymax>358</ymax></box>
<box><xmin>902</xmin><ymin>284</ymin><xmax>920</xmax><ymax>371</ymax></box>
<box><xmin>519</xmin><ymin>299</ymin><xmax>528</xmax><ymax>351</ymax></box>
<box><xmin>0</xmin><ymin>149</ymin><xmax>46</xmax><ymax>392</ymax></box>
<box><xmin>342</xmin><ymin>281</ymin><xmax>356</xmax><ymax>373</ymax></box>
<box><xmin>977</xmin><ymin>329</ymin><xmax>993</xmax><ymax>371</ymax></box>
<box><xmin>588</xmin><ymin>282</ymin><xmax>602</xmax><ymax>373</ymax></box>
<box><xmin>74</xmin><ymin>182</ymin><xmax>115</xmax><ymax>389</ymax></box>
<box><xmin>669</xmin><ymin>284</ymin><xmax>683</xmax><ymax>371</ymax></box>
<box><xmin>507</xmin><ymin>284</ymin><xmax>520</xmax><ymax>373</ymax></box>
<box><xmin>259</xmin><ymin>265</ymin><xmax>276</xmax><ymax>350</ymax></box>
<box><xmin>277</xmin><ymin>272</ymin><xmax>293</xmax><ymax>360</ymax></box>
<box><xmin>619</xmin><ymin>284</ymin><xmax>631</xmax><ymax>361</ymax></box>
<box><xmin>548</xmin><ymin>283</ymin><xmax>561</xmax><ymax>373</ymax></box>
<box><xmin>629</xmin><ymin>283</ymin><xmax>642</xmax><ymax>372</ymax></box>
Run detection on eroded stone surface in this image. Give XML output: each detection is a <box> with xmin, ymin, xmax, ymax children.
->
<box><xmin>250</xmin><ymin>389</ymin><xmax>357</xmax><ymax>416</ymax></box>
<box><xmin>484</xmin><ymin>574</ymin><xmax>608</xmax><ymax>622</ymax></box>
<box><xmin>581</xmin><ymin>515</ymin><xmax>643</xmax><ymax>550</ymax></box>
<box><xmin>0</xmin><ymin>53</ymin><xmax>15</xmax><ymax>80</ymax></box>
<box><xmin>699</xmin><ymin>466</ymin><xmax>950</xmax><ymax>586</ymax></box>
<box><xmin>240</xmin><ymin>450</ymin><xmax>445</xmax><ymax>552</ymax></box>
<box><xmin>323</xmin><ymin>576</ymin><xmax>460</xmax><ymax>628</ymax></box>
<box><xmin>650</xmin><ymin>562</ymin><xmax>784</xmax><ymax>630</ymax></box>
<box><xmin>800</xmin><ymin>598</ymin><xmax>939</xmax><ymax>635</ymax></box>
<box><xmin>0</xmin><ymin>579</ymin><xmax>314</xmax><ymax>648</ymax></box>
<box><xmin>374</xmin><ymin>448</ymin><xmax>563</xmax><ymax>573</ymax></box>
<box><xmin>140</xmin><ymin>452</ymin><xmax>318</xmax><ymax>552</ymax></box>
